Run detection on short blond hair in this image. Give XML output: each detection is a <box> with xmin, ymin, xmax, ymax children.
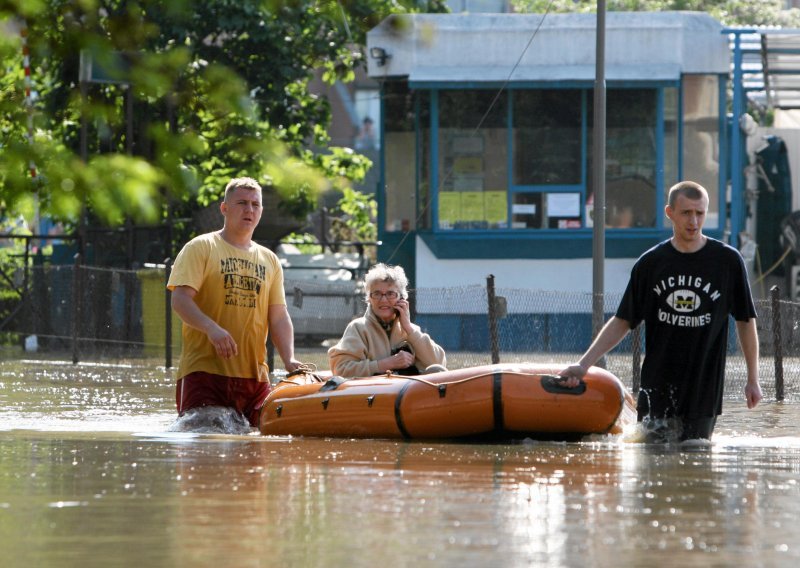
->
<box><xmin>364</xmin><ymin>263</ymin><xmax>409</xmax><ymax>300</ymax></box>
<box><xmin>667</xmin><ymin>181</ymin><xmax>708</xmax><ymax>208</ymax></box>
<box><xmin>224</xmin><ymin>177</ymin><xmax>262</xmax><ymax>201</ymax></box>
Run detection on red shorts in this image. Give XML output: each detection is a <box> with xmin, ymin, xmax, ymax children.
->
<box><xmin>176</xmin><ymin>371</ymin><xmax>271</xmax><ymax>427</ymax></box>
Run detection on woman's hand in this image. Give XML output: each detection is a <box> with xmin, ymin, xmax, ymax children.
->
<box><xmin>395</xmin><ymin>298</ymin><xmax>412</xmax><ymax>332</ymax></box>
<box><xmin>378</xmin><ymin>349</ymin><xmax>415</xmax><ymax>373</ymax></box>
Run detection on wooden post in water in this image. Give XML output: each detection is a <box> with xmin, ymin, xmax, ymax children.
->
<box><xmin>164</xmin><ymin>258</ymin><xmax>173</xmax><ymax>369</ymax></box>
<box><xmin>22</xmin><ymin>236</ymin><xmax>31</xmax><ymax>346</ymax></box>
<box><xmin>770</xmin><ymin>285</ymin><xmax>784</xmax><ymax>401</ymax></box>
<box><xmin>71</xmin><ymin>252</ymin><xmax>81</xmax><ymax>364</ymax></box>
<box><xmin>487</xmin><ymin>274</ymin><xmax>500</xmax><ymax>365</ymax></box>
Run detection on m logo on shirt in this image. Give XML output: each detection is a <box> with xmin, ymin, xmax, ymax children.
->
<box><xmin>654</xmin><ymin>274</ymin><xmax>716</xmax><ymax>328</ymax></box>
<box><xmin>665</xmin><ymin>289</ymin><xmax>701</xmax><ymax>313</ymax></box>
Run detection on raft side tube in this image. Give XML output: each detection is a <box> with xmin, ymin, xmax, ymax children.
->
<box><xmin>396</xmin><ymin>373</ymin><xmax>498</xmax><ymax>439</ymax></box>
<box><xmin>502</xmin><ymin>370</ymin><xmax>627</xmax><ymax>434</ymax></box>
<box><xmin>261</xmin><ymin>376</ymin><xmax>407</xmax><ymax>438</ymax></box>
<box><xmin>259</xmin><ymin>363</ymin><xmax>636</xmax><ymax>439</ymax></box>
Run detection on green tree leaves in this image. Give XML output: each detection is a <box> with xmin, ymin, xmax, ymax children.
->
<box><xmin>0</xmin><ymin>0</ymin><xmax>443</xmax><ymax>231</ymax></box>
<box><xmin>511</xmin><ymin>0</ymin><xmax>800</xmax><ymax>27</ymax></box>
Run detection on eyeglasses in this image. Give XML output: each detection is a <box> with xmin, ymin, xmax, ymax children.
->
<box><xmin>369</xmin><ymin>290</ymin><xmax>399</xmax><ymax>300</ymax></box>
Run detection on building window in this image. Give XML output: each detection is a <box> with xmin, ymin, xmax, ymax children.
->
<box><xmin>663</xmin><ymin>87</ymin><xmax>680</xmax><ymax>200</ymax></box>
<box><xmin>511</xmin><ymin>89</ymin><xmax>584</xmax><ymax>229</ymax></box>
<box><xmin>606</xmin><ymin>88</ymin><xmax>658</xmax><ymax>228</ymax></box>
<box><xmin>437</xmin><ymin>90</ymin><xmax>508</xmax><ymax>230</ymax></box>
<box><xmin>418</xmin><ymin>91</ymin><xmax>432</xmax><ymax>230</ymax></box>
<box><xmin>513</xmin><ymin>90</ymin><xmax>582</xmax><ymax>186</ymax></box>
<box><xmin>584</xmin><ymin>88</ymin><xmax>660</xmax><ymax>228</ymax></box>
<box><xmin>396</xmin><ymin>83</ymin><xmax>712</xmax><ymax>235</ymax></box>
<box><xmin>354</xmin><ymin>88</ymin><xmax>380</xmax><ymax>151</ymax></box>
<box><xmin>384</xmin><ymin>82</ymin><xmax>419</xmax><ymax>232</ymax></box>
<box><xmin>681</xmin><ymin>75</ymin><xmax>720</xmax><ymax>229</ymax></box>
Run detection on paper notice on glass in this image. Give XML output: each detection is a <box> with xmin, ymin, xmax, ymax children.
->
<box><xmin>453</xmin><ymin>156</ymin><xmax>483</xmax><ymax>175</ymax></box>
<box><xmin>512</xmin><ymin>203</ymin><xmax>537</xmax><ymax>215</ymax></box>
<box><xmin>461</xmin><ymin>192</ymin><xmax>485</xmax><ymax>221</ymax></box>
<box><xmin>547</xmin><ymin>193</ymin><xmax>580</xmax><ymax>217</ymax></box>
<box><xmin>484</xmin><ymin>191</ymin><xmax>507</xmax><ymax>223</ymax></box>
<box><xmin>439</xmin><ymin>192</ymin><xmax>462</xmax><ymax>225</ymax></box>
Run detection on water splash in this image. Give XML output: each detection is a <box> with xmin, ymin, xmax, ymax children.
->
<box><xmin>621</xmin><ymin>418</ymin><xmax>699</xmax><ymax>445</ymax></box>
<box><xmin>167</xmin><ymin>406</ymin><xmax>255</xmax><ymax>435</ymax></box>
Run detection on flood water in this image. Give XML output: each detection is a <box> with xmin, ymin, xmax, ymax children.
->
<box><xmin>2</xmin><ymin>358</ymin><xmax>800</xmax><ymax>567</ymax></box>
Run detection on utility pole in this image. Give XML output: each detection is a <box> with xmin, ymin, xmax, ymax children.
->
<box><xmin>592</xmin><ymin>0</ymin><xmax>607</xmax><ymax>346</ymax></box>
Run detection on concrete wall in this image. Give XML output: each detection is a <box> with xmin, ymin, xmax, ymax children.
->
<box><xmin>414</xmin><ymin>236</ymin><xmax>636</xmax><ymax>304</ymax></box>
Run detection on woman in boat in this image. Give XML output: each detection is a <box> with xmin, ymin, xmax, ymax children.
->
<box><xmin>328</xmin><ymin>263</ymin><xmax>447</xmax><ymax>377</ymax></box>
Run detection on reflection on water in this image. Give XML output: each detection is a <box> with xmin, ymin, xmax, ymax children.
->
<box><xmin>1</xmin><ymin>359</ymin><xmax>800</xmax><ymax>567</ymax></box>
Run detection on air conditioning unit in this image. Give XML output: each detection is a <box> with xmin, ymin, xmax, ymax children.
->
<box><xmin>779</xmin><ymin>211</ymin><xmax>800</xmax><ymax>259</ymax></box>
<box><xmin>791</xmin><ymin>265</ymin><xmax>800</xmax><ymax>302</ymax></box>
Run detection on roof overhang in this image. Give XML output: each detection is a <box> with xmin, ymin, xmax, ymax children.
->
<box><xmin>368</xmin><ymin>12</ymin><xmax>729</xmax><ymax>83</ymax></box>
<box><xmin>408</xmin><ymin>64</ymin><xmax>683</xmax><ymax>85</ymax></box>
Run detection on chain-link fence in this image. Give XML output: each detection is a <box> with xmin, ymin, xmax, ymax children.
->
<box><xmin>415</xmin><ymin>281</ymin><xmax>799</xmax><ymax>402</ymax></box>
<box><xmin>2</xmin><ymin>259</ymin><xmax>799</xmax><ymax>402</ymax></box>
<box><xmin>0</xmin><ymin>260</ymin><xmax>368</xmax><ymax>365</ymax></box>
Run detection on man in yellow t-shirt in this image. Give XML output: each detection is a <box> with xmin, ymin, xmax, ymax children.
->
<box><xmin>167</xmin><ymin>177</ymin><xmax>302</xmax><ymax>426</ymax></box>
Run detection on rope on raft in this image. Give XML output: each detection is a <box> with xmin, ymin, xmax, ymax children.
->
<box><xmin>277</xmin><ymin>369</ymin><xmax>571</xmax><ymax>389</ymax></box>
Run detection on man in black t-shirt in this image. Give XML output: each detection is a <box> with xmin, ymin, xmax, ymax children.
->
<box><xmin>561</xmin><ymin>181</ymin><xmax>762</xmax><ymax>442</ymax></box>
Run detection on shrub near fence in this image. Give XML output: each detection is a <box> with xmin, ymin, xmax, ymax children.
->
<box><xmin>2</xmin><ymin>260</ymin><xmax>800</xmax><ymax>402</ymax></box>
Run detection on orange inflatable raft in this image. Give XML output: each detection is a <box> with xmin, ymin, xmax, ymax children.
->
<box><xmin>259</xmin><ymin>363</ymin><xmax>636</xmax><ymax>440</ymax></box>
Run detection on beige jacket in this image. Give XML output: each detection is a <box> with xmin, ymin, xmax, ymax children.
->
<box><xmin>327</xmin><ymin>307</ymin><xmax>447</xmax><ymax>377</ymax></box>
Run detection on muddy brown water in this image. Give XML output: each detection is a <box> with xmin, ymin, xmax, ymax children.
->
<box><xmin>1</xmin><ymin>358</ymin><xmax>799</xmax><ymax>567</ymax></box>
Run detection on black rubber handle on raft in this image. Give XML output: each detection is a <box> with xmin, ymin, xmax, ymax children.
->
<box><xmin>319</xmin><ymin>376</ymin><xmax>349</xmax><ymax>392</ymax></box>
<box><xmin>541</xmin><ymin>374</ymin><xmax>587</xmax><ymax>395</ymax></box>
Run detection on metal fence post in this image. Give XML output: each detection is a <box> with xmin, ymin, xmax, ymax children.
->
<box><xmin>770</xmin><ymin>285</ymin><xmax>785</xmax><ymax>401</ymax></box>
<box><xmin>164</xmin><ymin>258</ymin><xmax>173</xmax><ymax>369</ymax></box>
<box><xmin>71</xmin><ymin>252</ymin><xmax>81</xmax><ymax>364</ymax></box>
<box><xmin>487</xmin><ymin>274</ymin><xmax>500</xmax><ymax>364</ymax></box>
<box><xmin>22</xmin><ymin>236</ymin><xmax>30</xmax><ymax>345</ymax></box>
